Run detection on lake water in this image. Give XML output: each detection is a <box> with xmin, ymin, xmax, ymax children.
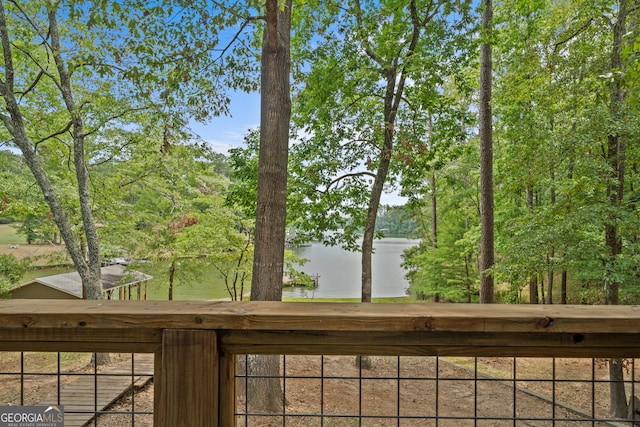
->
<box><xmin>21</xmin><ymin>238</ymin><xmax>419</xmax><ymax>301</ymax></box>
<box><xmin>283</xmin><ymin>237</ymin><xmax>419</xmax><ymax>299</ymax></box>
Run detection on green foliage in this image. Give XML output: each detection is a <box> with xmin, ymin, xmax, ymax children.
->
<box><xmin>0</xmin><ymin>254</ymin><xmax>27</xmax><ymax>297</ymax></box>
<box><xmin>376</xmin><ymin>205</ymin><xmax>420</xmax><ymax>237</ymax></box>
<box><xmin>404</xmin><ymin>0</ymin><xmax>640</xmax><ymax>306</ymax></box>
<box><xmin>288</xmin><ymin>0</ymin><xmax>476</xmax><ymax>252</ymax></box>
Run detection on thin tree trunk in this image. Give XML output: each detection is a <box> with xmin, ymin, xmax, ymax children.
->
<box><xmin>430</xmin><ymin>174</ymin><xmax>439</xmax><ymax>302</ymax></box>
<box><xmin>605</xmin><ymin>0</ymin><xmax>629</xmax><ymax>417</ymax></box>
<box><xmin>431</xmin><ymin>174</ymin><xmax>437</xmax><ymax>249</ymax></box>
<box><xmin>168</xmin><ymin>259</ymin><xmax>175</xmax><ymax>301</ymax></box>
<box><xmin>465</xmin><ymin>216</ymin><xmax>472</xmax><ymax>303</ymax></box>
<box><xmin>0</xmin><ymin>2</ymin><xmax>102</xmax><ymax>299</ymax></box>
<box><xmin>547</xmin><ymin>162</ymin><xmax>556</xmax><ymax>304</ymax></box>
<box><xmin>360</xmin><ymin>0</ymin><xmax>424</xmax><ymax>304</ymax></box>
<box><xmin>48</xmin><ymin>8</ymin><xmax>102</xmax><ymax>300</ymax></box>
<box><xmin>561</xmin><ymin>270</ymin><xmax>567</xmax><ymax>304</ymax></box>
<box><xmin>529</xmin><ymin>276</ymin><xmax>538</xmax><ymax>304</ymax></box>
<box><xmin>479</xmin><ymin>0</ymin><xmax>494</xmax><ymax>303</ymax></box>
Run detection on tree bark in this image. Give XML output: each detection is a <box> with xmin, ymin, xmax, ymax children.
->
<box><xmin>606</xmin><ymin>0</ymin><xmax>629</xmax><ymax>418</ymax></box>
<box><xmin>48</xmin><ymin>8</ymin><xmax>103</xmax><ymax>300</ymax></box>
<box><xmin>430</xmin><ymin>173</ymin><xmax>439</xmax><ymax>302</ymax></box>
<box><xmin>0</xmin><ymin>2</ymin><xmax>103</xmax><ymax>300</ymax></box>
<box><xmin>529</xmin><ymin>276</ymin><xmax>538</xmax><ymax>304</ymax></box>
<box><xmin>360</xmin><ymin>0</ymin><xmax>424</xmax><ymax>304</ymax></box>
<box><xmin>251</xmin><ymin>0</ymin><xmax>292</xmax><ymax>303</ymax></box>
<box><xmin>479</xmin><ymin>0</ymin><xmax>494</xmax><ymax>303</ymax></box>
<box><xmin>248</xmin><ymin>0</ymin><xmax>292</xmax><ymax>413</ymax></box>
<box><xmin>168</xmin><ymin>259</ymin><xmax>176</xmax><ymax>301</ymax></box>
<box><xmin>546</xmin><ymin>252</ymin><xmax>554</xmax><ymax>304</ymax></box>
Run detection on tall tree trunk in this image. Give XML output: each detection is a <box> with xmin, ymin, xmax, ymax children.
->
<box><xmin>529</xmin><ymin>276</ymin><xmax>538</xmax><ymax>304</ymax></box>
<box><xmin>249</xmin><ymin>0</ymin><xmax>292</xmax><ymax>413</ymax></box>
<box><xmin>431</xmin><ymin>174</ymin><xmax>437</xmax><ymax>249</ymax></box>
<box><xmin>479</xmin><ymin>0</ymin><xmax>494</xmax><ymax>303</ymax></box>
<box><xmin>430</xmin><ymin>173</ymin><xmax>439</xmax><ymax>303</ymax></box>
<box><xmin>547</xmin><ymin>163</ymin><xmax>556</xmax><ymax>304</ymax></box>
<box><xmin>465</xmin><ymin>216</ymin><xmax>472</xmax><ymax>303</ymax></box>
<box><xmin>360</xmin><ymin>0</ymin><xmax>424</xmax><ymax>304</ymax></box>
<box><xmin>0</xmin><ymin>2</ymin><xmax>103</xmax><ymax>300</ymax></box>
<box><xmin>561</xmin><ymin>270</ymin><xmax>567</xmax><ymax>304</ymax></box>
<box><xmin>168</xmin><ymin>259</ymin><xmax>176</xmax><ymax>301</ymax></box>
<box><xmin>546</xmin><ymin>252</ymin><xmax>554</xmax><ymax>304</ymax></box>
<box><xmin>251</xmin><ymin>0</ymin><xmax>292</xmax><ymax>302</ymax></box>
<box><xmin>606</xmin><ymin>0</ymin><xmax>629</xmax><ymax>418</ymax></box>
<box><xmin>49</xmin><ymin>8</ymin><xmax>102</xmax><ymax>300</ymax></box>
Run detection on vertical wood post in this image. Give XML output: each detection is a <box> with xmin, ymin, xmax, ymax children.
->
<box><xmin>219</xmin><ymin>351</ymin><xmax>237</xmax><ymax>425</ymax></box>
<box><xmin>154</xmin><ymin>329</ymin><xmax>219</xmax><ymax>427</ymax></box>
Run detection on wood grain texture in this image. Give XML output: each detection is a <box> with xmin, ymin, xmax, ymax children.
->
<box><xmin>0</xmin><ymin>300</ymin><xmax>640</xmax><ymax>334</ymax></box>
<box><xmin>155</xmin><ymin>329</ymin><xmax>218</xmax><ymax>427</ymax></box>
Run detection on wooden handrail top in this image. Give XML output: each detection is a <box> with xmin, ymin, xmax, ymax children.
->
<box><xmin>1</xmin><ymin>300</ymin><xmax>640</xmax><ymax>334</ymax></box>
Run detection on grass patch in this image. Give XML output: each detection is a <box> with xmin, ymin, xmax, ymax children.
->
<box><xmin>0</xmin><ymin>224</ymin><xmax>22</xmax><ymax>245</ymax></box>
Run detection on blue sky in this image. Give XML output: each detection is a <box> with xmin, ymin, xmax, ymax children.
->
<box><xmin>190</xmin><ymin>90</ymin><xmax>260</xmax><ymax>154</ymax></box>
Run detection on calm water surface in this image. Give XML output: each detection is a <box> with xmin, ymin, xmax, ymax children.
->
<box><xmin>283</xmin><ymin>237</ymin><xmax>419</xmax><ymax>299</ymax></box>
<box><xmin>22</xmin><ymin>238</ymin><xmax>419</xmax><ymax>300</ymax></box>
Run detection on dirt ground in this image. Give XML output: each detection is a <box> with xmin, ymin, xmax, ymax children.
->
<box><xmin>0</xmin><ymin>242</ymin><xmax>68</xmax><ymax>266</ymax></box>
<box><xmin>95</xmin><ymin>355</ymin><xmax>638</xmax><ymax>427</ymax></box>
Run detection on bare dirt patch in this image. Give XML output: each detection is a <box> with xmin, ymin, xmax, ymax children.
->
<box><xmin>95</xmin><ymin>355</ymin><xmax>637</xmax><ymax>427</ymax></box>
<box><xmin>0</xmin><ymin>243</ymin><xmax>68</xmax><ymax>266</ymax></box>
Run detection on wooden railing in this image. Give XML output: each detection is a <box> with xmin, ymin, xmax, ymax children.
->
<box><xmin>1</xmin><ymin>300</ymin><xmax>640</xmax><ymax>426</ymax></box>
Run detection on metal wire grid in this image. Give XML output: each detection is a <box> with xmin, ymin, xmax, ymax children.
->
<box><xmin>0</xmin><ymin>352</ymin><xmax>153</xmax><ymax>426</ymax></box>
<box><xmin>236</xmin><ymin>355</ymin><xmax>640</xmax><ymax>427</ymax></box>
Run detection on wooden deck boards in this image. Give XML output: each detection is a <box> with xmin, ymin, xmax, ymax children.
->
<box><xmin>37</xmin><ymin>353</ymin><xmax>153</xmax><ymax>427</ymax></box>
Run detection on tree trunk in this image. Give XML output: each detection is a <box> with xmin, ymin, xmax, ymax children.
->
<box><xmin>361</xmin><ymin>0</ymin><xmax>424</xmax><ymax>304</ymax></box>
<box><xmin>430</xmin><ymin>174</ymin><xmax>439</xmax><ymax>302</ymax></box>
<box><xmin>431</xmin><ymin>174</ymin><xmax>437</xmax><ymax>249</ymax></box>
<box><xmin>547</xmin><ymin>168</ymin><xmax>555</xmax><ymax>304</ymax></box>
<box><xmin>546</xmin><ymin>252</ymin><xmax>554</xmax><ymax>304</ymax></box>
<box><xmin>246</xmin><ymin>354</ymin><xmax>284</xmax><ymax>414</ymax></box>
<box><xmin>0</xmin><ymin>3</ymin><xmax>103</xmax><ymax>299</ymax></box>
<box><xmin>248</xmin><ymin>0</ymin><xmax>292</xmax><ymax>413</ymax></box>
<box><xmin>168</xmin><ymin>259</ymin><xmax>176</xmax><ymax>301</ymax></box>
<box><xmin>606</xmin><ymin>0</ymin><xmax>629</xmax><ymax>417</ymax></box>
<box><xmin>250</xmin><ymin>0</ymin><xmax>292</xmax><ymax>303</ymax></box>
<box><xmin>561</xmin><ymin>270</ymin><xmax>567</xmax><ymax>304</ymax></box>
<box><xmin>529</xmin><ymin>276</ymin><xmax>538</xmax><ymax>304</ymax></box>
<box><xmin>479</xmin><ymin>0</ymin><xmax>494</xmax><ymax>303</ymax></box>
<box><xmin>49</xmin><ymin>7</ymin><xmax>103</xmax><ymax>300</ymax></box>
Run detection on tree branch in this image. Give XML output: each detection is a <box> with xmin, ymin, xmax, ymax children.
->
<box><xmin>353</xmin><ymin>0</ymin><xmax>385</xmax><ymax>67</ymax></box>
<box><xmin>320</xmin><ymin>171</ymin><xmax>377</xmax><ymax>193</ymax></box>
<box><xmin>215</xmin><ymin>15</ymin><xmax>263</xmax><ymax>61</ymax></box>
<box><xmin>33</xmin><ymin>120</ymin><xmax>73</xmax><ymax>146</ymax></box>
<box><xmin>553</xmin><ymin>18</ymin><xmax>594</xmax><ymax>53</ymax></box>
<box><xmin>84</xmin><ymin>106</ymin><xmax>150</xmax><ymax>138</ymax></box>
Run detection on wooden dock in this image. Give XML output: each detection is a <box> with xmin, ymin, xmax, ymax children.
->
<box><xmin>38</xmin><ymin>353</ymin><xmax>154</xmax><ymax>427</ymax></box>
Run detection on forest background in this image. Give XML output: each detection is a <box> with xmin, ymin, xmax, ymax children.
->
<box><xmin>0</xmin><ymin>1</ymin><xmax>638</xmax><ymax>311</ymax></box>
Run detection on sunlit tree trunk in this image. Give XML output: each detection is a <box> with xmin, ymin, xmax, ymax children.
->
<box><xmin>479</xmin><ymin>0</ymin><xmax>494</xmax><ymax>303</ymax></box>
<box><xmin>248</xmin><ymin>0</ymin><xmax>292</xmax><ymax>413</ymax></box>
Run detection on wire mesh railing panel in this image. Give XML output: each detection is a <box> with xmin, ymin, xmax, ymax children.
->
<box><xmin>236</xmin><ymin>355</ymin><xmax>640</xmax><ymax>427</ymax></box>
<box><xmin>0</xmin><ymin>352</ymin><xmax>153</xmax><ymax>426</ymax></box>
